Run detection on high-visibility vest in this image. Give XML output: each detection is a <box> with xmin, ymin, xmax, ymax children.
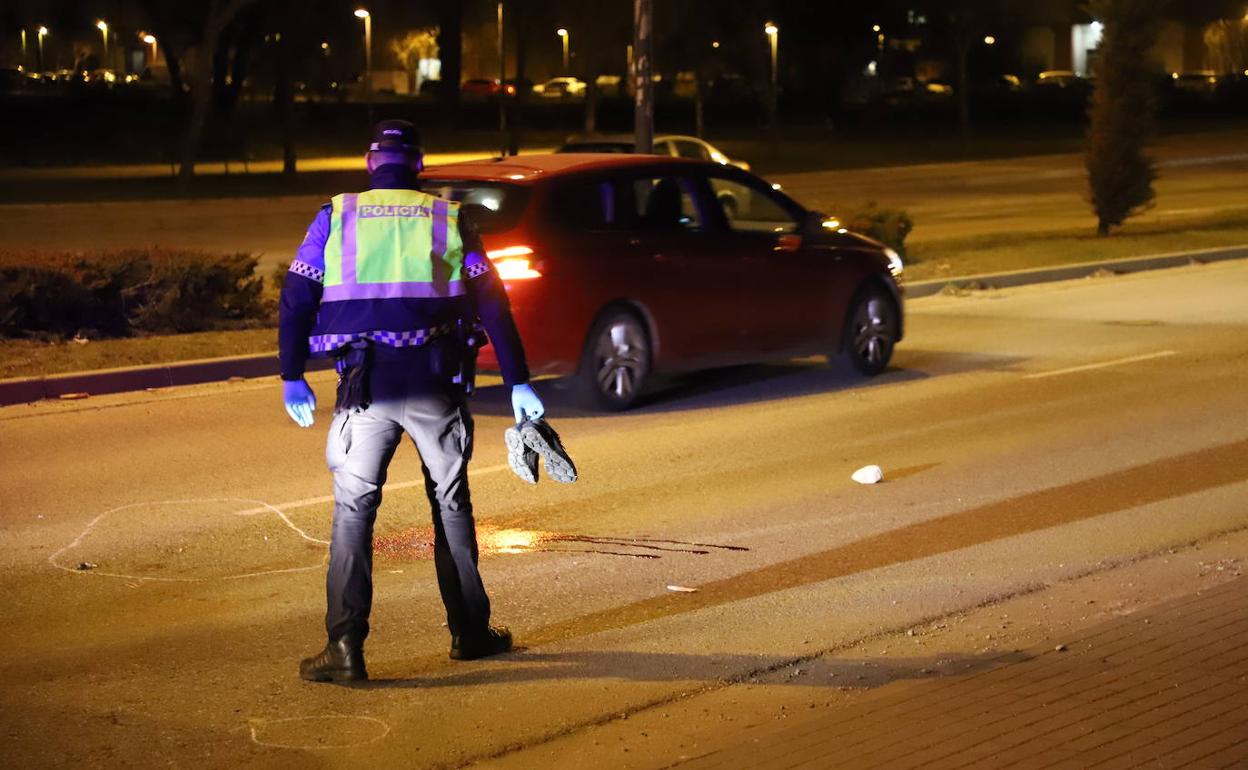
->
<box><xmin>321</xmin><ymin>188</ymin><xmax>465</xmax><ymax>302</ymax></box>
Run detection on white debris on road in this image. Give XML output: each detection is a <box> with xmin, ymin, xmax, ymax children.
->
<box><xmin>852</xmin><ymin>465</ymin><xmax>884</xmax><ymax>484</ymax></box>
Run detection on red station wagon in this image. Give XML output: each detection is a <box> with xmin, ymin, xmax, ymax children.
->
<box><xmin>420</xmin><ymin>154</ymin><xmax>904</xmax><ymax>410</ymax></box>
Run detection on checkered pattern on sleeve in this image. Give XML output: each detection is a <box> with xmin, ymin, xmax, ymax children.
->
<box><xmin>465</xmin><ymin>260</ymin><xmax>493</xmax><ymax>279</ymax></box>
<box><xmin>308</xmin><ymin>323</ymin><xmax>457</xmax><ymax>355</ymax></box>
<box><xmin>289</xmin><ymin>260</ymin><xmax>326</xmax><ymax>284</ymax></box>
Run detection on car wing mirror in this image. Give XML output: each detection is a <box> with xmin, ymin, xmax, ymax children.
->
<box><xmin>774</xmin><ymin>233</ymin><xmax>803</xmax><ymax>252</ymax></box>
<box><xmin>803</xmin><ymin>211</ymin><xmax>828</xmax><ymax>234</ymax></box>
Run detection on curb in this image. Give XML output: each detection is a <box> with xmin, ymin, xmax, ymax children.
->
<box><xmin>2</xmin><ymin>244</ymin><xmax>1245</xmax><ymax>407</ymax></box>
<box><xmin>0</xmin><ymin>353</ymin><xmax>334</xmax><ymax>406</ymax></box>
<box><xmin>903</xmin><ymin>243</ymin><xmax>1248</xmax><ymax>299</ymax></box>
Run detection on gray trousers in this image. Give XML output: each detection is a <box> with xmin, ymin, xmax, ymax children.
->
<box><xmin>323</xmin><ymin>375</ymin><xmax>488</xmax><ymax>643</ymax></box>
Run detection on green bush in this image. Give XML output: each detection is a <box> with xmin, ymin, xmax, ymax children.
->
<box><xmin>0</xmin><ymin>248</ymin><xmax>268</xmax><ymax>339</ymax></box>
<box><xmin>269</xmin><ymin>259</ymin><xmax>292</xmax><ymax>294</ymax></box>
<box><xmin>843</xmin><ymin>202</ymin><xmax>914</xmax><ymax>258</ymax></box>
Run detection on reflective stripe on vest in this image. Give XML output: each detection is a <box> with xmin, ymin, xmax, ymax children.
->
<box><xmin>321</xmin><ymin>189</ymin><xmax>465</xmax><ymax>302</ymax></box>
<box><xmin>308</xmin><ymin>323</ymin><xmax>457</xmax><ymax>355</ymax></box>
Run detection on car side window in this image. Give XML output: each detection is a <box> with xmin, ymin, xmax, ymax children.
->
<box><xmin>631</xmin><ymin>176</ymin><xmax>704</xmax><ymax>231</ymax></box>
<box><xmin>708</xmin><ymin>177</ymin><xmax>799</xmax><ymax>234</ymax></box>
<box><xmin>652</xmin><ymin>140</ymin><xmax>674</xmax><ymax>156</ymax></box>
<box><xmin>549</xmin><ymin>180</ymin><xmax>622</xmax><ymax>230</ymax></box>
<box><xmin>675</xmin><ymin>140</ymin><xmax>710</xmax><ymax>160</ymax></box>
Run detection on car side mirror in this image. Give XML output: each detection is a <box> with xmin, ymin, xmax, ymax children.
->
<box><xmin>774</xmin><ymin>233</ymin><xmax>802</xmax><ymax>252</ymax></box>
<box><xmin>803</xmin><ymin>211</ymin><xmax>827</xmax><ymax>234</ymax></box>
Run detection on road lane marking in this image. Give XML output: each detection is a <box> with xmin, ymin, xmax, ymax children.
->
<box><xmin>232</xmin><ymin>462</ymin><xmax>510</xmax><ymax>516</ymax></box>
<box><xmin>1023</xmin><ymin>351</ymin><xmax>1178</xmax><ymax>380</ymax></box>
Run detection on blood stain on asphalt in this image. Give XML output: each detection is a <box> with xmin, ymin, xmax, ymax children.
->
<box><xmin>373</xmin><ymin>525</ymin><xmax>748</xmax><ymax>561</ymax></box>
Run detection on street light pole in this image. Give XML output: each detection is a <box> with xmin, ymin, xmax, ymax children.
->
<box><xmin>354</xmin><ymin>8</ymin><xmax>373</xmax><ymax>126</ymax></box>
<box><xmin>557</xmin><ymin>28</ymin><xmax>569</xmax><ymax>73</ymax></box>
<box><xmin>143</xmin><ymin>34</ymin><xmax>158</xmax><ymax>68</ymax></box>
<box><xmin>764</xmin><ymin>21</ymin><xmax>779</xmax><ymax>155</ymax></box>
<box><xmin>37</xmin><ymin>26</ymin><xmax>47</xmax><ymax>73</ymax></box>
<box><xmin>96</xmin><ymin>20</ymin><xmax>109</xmax><ymax>69</ymax></box>
<box><xmin>633</xmin><ymin>0</ymin><xmax>653</xmax><ymax>153</ymax></box>
<box><xmin>498</xmin><ymin>1</ymin><xmax>508</xmax><ymax>155</ymax></box>
<box><xmin>20</xmin><ymin>29</ymin><xmax>27</xmax><ymax>68</ymax></box>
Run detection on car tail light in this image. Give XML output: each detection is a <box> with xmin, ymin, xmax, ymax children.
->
<box><xmin>486</xmin><ymin>245</ymin><xmax>542</xmax><ymax>280</ymax></box>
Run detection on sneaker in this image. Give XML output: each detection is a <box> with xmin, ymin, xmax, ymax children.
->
<box><xmin>504</xmin><ymin>424</ymin><xmax>539</xmax><ymax>484</ymax></box>
<box><xmin>519</xmin><ymin>418</ymin><xmax>578</xmax><ymax>483</ymax></box>
<box><xmin>299</xmin><ymin>637</ymin><xmax>367</xmax><ymax>682</ymax></box>
<box><xmin>449</xmin><ymin>626</ymin><xmax>514</xmax><ymax>660</ymax></box>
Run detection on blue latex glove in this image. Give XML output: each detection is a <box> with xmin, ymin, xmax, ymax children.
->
<box><xmin>283</xmin><ymin>378</ymin><xmax>317</xmax><ymax>428</ymax></box>
<box><xmin>511</xmin><ymin>383</ymin><xmax>545</xmax><ymax>423</ymax></box>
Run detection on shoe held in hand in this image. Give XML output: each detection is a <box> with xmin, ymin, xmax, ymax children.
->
<box><xmin>520</xmin><ymin>417</ymin><xmax>577</xmax><ymax>483</ymax></box>
<box><xmin>505</xmin><ymin>423</ymin><xmax>539</xmax><ymax>484</ymax></box>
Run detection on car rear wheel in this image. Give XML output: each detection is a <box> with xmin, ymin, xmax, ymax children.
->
<box><xmin>842</xmin><ymin>284</ymin><xmax>898</xmax><ymax>376</ymax></box>
<box><xmin>579</xmin><ymin>309</ymin><xmax>651</xmax><ymax>411</ymax></box>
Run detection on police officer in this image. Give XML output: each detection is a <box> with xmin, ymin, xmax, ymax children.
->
<box><xmin>280</xmin><ymin>120</ymin><xmax>544</xmax><ymax>683</ymax></box>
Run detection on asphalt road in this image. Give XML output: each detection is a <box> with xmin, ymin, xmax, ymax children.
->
<box><xmin>1</xmin><ymin>261</ymin><xmax>1245</xmax><ymax>768</ymax></box>
<box><xmin>1</xmin><ymin>131</ymin><xmax>1245</xmax><ymax>275</ymax></box>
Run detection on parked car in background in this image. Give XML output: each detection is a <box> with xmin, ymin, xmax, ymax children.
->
<box><xmin>1171</xmin><ymin>70</ymin><xmax>1218</xmax><ymax>96</ymax></box>
<box><xmin>534</xmin><ymin>76</ymin><xmax>587</xmax><ymax>98</ymax></box>
<box><xmin>420</xmin><ymin>154</ymin><xmax>904</xmax><ymax>409</ymax></box>
<box><xmin>0</xmin><ymin>67</ymin><xmax>41</xmax><ymax>95</ymax></box>
<box><xmin>1035</xmin><ymin>70</ymin><xmax>1087</xmax><ymax>89</ymax></box>
<box><xmin>462</xmin><ymin>78</ymin><xmax>516</xmax><ymax>98</ymax></box>
<box><xmin>557</xmin><ymin>133</ymin><xmax>751</xmax><ymax>172</ymax></box>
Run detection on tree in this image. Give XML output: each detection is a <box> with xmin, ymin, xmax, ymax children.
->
<box><xmin>1085</xmin><ymin>0</ymin><xmax>1163</xmax><ymax>236</ymax></box>
<box><xmin>392</xmin><ymin>27</ymin><xmax>440</xmax><ymax>94</ymax></box>
<box><xmin>142</xmin><ymin>0</ymin><xmax>262</xmax><ymax>189</ymax></box>
<box><xmin>435</xmin><ymin>1</ymin><xmax>464</xmax><ymax>117</ymax></box>
<box><xmin>920</xmin><ymin>0</ymin><xmax>1011</xmax><ymax>152</ymax></box>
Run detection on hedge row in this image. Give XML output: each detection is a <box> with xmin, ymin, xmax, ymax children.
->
<box><xmin>0</xmin><ymin>248</ymin><xmax>269</xmax><ymax>339</ymax></box>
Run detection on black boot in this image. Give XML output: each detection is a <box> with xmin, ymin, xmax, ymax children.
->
<box><xmin>299</xmin><ymin>637</ymin><xmax>368</xmax><ymax>682</ymax></box>
<box><xmin>449</xmin><ymin>626</ymin><xmax>513</xmax><ymax>661</ymax></box>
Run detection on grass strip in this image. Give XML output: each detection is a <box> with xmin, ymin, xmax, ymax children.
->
<box><xmin>1</xmin><ymin>328</ymin><xmax>278</xmax><ymax>381</ymax></box>
<box><xmin>903</xmin><ymin>209</ymin><xmax>1248</xmax><ymax>282</ymax></box>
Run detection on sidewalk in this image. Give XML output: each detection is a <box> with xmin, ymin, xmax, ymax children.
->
<box><xmin>675</xmin><ymin>578</ymin><xmax>1247</xmax><ymax>770</ymax></box>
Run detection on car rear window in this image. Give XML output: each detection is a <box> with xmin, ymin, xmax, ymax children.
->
<box><xmin>418</xmin><ymin>180</ymin><xmax>531</xmax><ymax>233</ymax></box>
<box><xmin>548</xmin><ymin>179</ymin><xmax>629</xmax><ymax>230</ymax></box>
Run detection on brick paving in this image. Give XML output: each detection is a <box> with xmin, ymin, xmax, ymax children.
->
<box><xmin>673</xmin><ymin>577</ymin><xmax>1247</xmax><ymax>770</ymax></box>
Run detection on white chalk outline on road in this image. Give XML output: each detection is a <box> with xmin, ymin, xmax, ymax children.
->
<box><xmin>233</xmin><ymin>462</ymin><xmax>510</xmax><ymax>516</ymax></box>
<box><xmin>247</xmin><ymin>715</ymin><xmax>392</xmax><ymax>751</ymax></box>
<box><xmin>1022</xmin><ymin>350</ymin><xmax>1178</xmax><ymax>380</ymax></box>
<box><xmin>51</xmin><ymin>463</ymin><xmax>512</xmax><ymax>582</ymax></box>
<box><xmin>48</xmin><ymin>497</ymin><xmax>329</xmax><ymax>583</ymax></box>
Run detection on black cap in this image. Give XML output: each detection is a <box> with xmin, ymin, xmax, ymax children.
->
<box><xmin>369</xmin><ymin>119</ymin><xmax>421</xmax><ymax>154</ymax></box>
